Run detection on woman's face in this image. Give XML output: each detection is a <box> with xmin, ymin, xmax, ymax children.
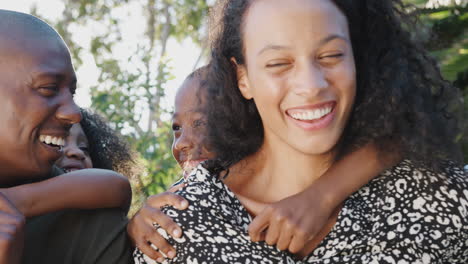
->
<box><xmin>55</xmin><ymin>123</ymin><xmax>93</xmax><ymax>172</ymax></box>
<box><xmin>237</xmin><ymin>0</ymin><xmax>356</xmax><ymax>157</ymax></box>
<box><xmin>172</xmin><ymin>77</ymin><xmax>215</xmax><ymax>178</ymax></box>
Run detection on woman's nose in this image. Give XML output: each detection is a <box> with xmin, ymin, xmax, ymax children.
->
<box><xmin>292</xmin><ymin>62</ymin><xmax>328</xmax><ymax>96</ymax></box>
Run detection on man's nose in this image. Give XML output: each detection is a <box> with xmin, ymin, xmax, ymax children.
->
<box><xmin>56</xmin><ymin>92</ymin><xmax>82</xmax><ymax>125</ymax></box>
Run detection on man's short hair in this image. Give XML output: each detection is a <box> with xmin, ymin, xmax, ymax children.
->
<box><xmin>0</xmin><ymin>9</ymin><xmax>62</xmax><ymax>44</ymax></box>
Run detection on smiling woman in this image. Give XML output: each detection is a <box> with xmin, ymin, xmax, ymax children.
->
<box><xmin>134</xmin><ymin>0</ymin><xmax>467</xmax><ymax>263</ymax></box>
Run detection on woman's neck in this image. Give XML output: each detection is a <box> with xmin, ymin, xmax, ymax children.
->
<box><xmin>226</xmin><ymin>134</ymin><xmax>335</xmax><ymax>203</ymax></box>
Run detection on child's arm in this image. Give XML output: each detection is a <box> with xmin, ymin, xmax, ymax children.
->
<box><xmin>0</xmin><ymin>169</ymin><xmax>131</xmax><ymax>218</ymax></box>
<box><xmin>248</xmin><ymin>143</ymin><xmax>399</xmax><ymax>255</ymax></box>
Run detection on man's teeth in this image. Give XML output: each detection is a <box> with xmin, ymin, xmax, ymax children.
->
<box><xmin>39</xmin><ymin>135</ymin><xmax>65</xmax><ymax>146</ymax></box>
<box><xmin>289</xmin><ymin>107</ymin><xmax>332</xmax><ymax>121</ymax></box>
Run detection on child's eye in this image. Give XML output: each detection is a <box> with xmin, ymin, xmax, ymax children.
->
<box><xmin>38</xmin><ymin>86</ymin><xmax>59</xmax><ymax>97</ymax></box>
<box><xmin>172</xmin><ymin>124</ymin><xmax>181</xmax><ymax>132</ymax></box>
<box><xmin>79</xmin><ymin>146</ymin><xmax>89</xmax><ymax>154</ymax></box>
<box><xmin>193</xmin><ymin>119</ymin><xmax>206</xmax><ymax>128</ymax></box>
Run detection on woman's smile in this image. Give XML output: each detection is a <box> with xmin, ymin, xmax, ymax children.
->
<box><xmin>285</xmin><ymin>101</ymin><xmax>336</xmax><ymax>131</ymax></box>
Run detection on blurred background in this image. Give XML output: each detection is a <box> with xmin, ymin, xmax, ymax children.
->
<box><xmin>1</xmin><ymin>0</ymin><xmax>467</xmax><ymax>211</ymax></box>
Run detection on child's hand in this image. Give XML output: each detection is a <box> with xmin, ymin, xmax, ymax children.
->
<box><xmin>128</xmin><ymin>184</ymin><xmax>188</xmax><ymax>262</ymax></box>
<box><xmin>248</xmin><ymin>187</ymin><xmax>334</xmax><ymax>255</ymax></box>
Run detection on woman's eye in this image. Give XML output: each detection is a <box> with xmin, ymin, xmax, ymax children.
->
<box><xmin>38</xmin><ymin>86</ymin><xmax>59</xmax><ymax>97</ymax></box>
<box><xmin>266</xmin><ymin>61</ymin><xmax>290</xmax><ymax>68</ymax></box>
<box><xmin>318</xmin><ymin>53</ymin><xmax>344</xmax><ymax>64</ymax></box>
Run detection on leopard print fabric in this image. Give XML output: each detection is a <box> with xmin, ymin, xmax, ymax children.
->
<box><xmin>134</xmin><ymin>160</ymin><xmax>468</xmax><ymax>263</ymax></box>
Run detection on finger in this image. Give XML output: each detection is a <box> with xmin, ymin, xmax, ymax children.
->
<box><xmin>168</xmin><ymin>183</ymin><xmax>186</xmax><ymax>193</ymax></box>
<box><xmin>248</xmin><ymin>209</ymin><xmax>271</xmax><ymax>242</ymax></box>
<box><xmin>145</xmin><ymin>207</ymin><xmax>182</xmax><ymax>238</ymax></box>
<box><xmin>264</xmin><ymin>216</ymin><xmax>282</xmax><ymax>246</ymax></box>
<box><xmin>288</xmin><ymin>231</ymin><xmax>309</xmax><ymax>254</ymax></box>
<box><xmin>147</xmin><ymin>193</ymin><xmax>189</xmax><ymax>210</ymax></box>
<box><xmin>136</xmin><ymin>241</ymin><xmax>166</xmax><ymax>263</ymax></box>
<box><xmin>146</xmin><ymin>230</ymin><xmax>176</xmax><ymax>259</ymax></box>
<box><xmin>276</xmin><ymin>222</ymin><xmax>293</xmax><ymax>251</ymax></box>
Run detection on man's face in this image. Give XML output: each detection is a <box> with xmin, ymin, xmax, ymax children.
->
<box><xmin>0</xmin><ymin>37</ymin><xmax>81</xmax><ymax>183</ymax></box>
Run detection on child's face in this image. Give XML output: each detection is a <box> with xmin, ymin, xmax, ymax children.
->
<box><xmin>55</xmin><ymin>123</ymin><xmax>93</xmax><ymax>172</ymax></box>
<box><xmin>237</xmin><ymin>0</ymin><xmax>356</xmax><ymax>157</ymax></box>
<box><xmin>172</xmin><ymin>77</ymin><xmax>215</xmax><ymax>178</ymax></box>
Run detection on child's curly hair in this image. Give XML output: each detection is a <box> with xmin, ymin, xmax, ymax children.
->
<box><xmin>80</xmin><ymin>109</ymin><xmax>139</xmax><ymax>178</ymax></box>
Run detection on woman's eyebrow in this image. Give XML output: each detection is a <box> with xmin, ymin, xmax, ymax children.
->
<box><xmin>257</xmin><ymin>44</ymin><xmax>292</xmax><ymax>56</ymax></box>
<box><xmin>257</xmin><ymin>34</ymin><xmax>348</xmax><ymax>56</ymax></box>
<box><xmin>319</xmin><ymin>34</ymin><xmax>348</xmax><ymax>46</ymax></box>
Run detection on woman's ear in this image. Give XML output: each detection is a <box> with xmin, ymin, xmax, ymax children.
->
<box><xmin>231</xmin><ymin>58</ymin><xmax>253</xmax><ymax>100</ymax></box>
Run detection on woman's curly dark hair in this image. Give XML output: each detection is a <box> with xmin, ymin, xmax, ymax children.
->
<box><xmin>80</xmin><ymin>109</ymin><xmax>139</xmax><ymax>178</ymax></box>
<box><xmin>204</xmin><ymin>0</ymin><xmax>463</xmax><ymax>173</ymax></box>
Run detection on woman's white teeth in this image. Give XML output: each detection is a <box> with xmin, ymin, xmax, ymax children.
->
<box><xmin>290</xmin><ymin>107</ymin><xmax>332</xmax><ymax>121</ymax></box>
<box><xmin>39</xmin><ymin>135</ymin><xmax>65</xmax><ymax>146</ymax></box>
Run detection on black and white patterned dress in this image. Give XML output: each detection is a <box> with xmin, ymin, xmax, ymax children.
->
<box><xmin>134</xmin><ymin>160</ymin><xmax>468</xmax><ymax>263</ymax></box>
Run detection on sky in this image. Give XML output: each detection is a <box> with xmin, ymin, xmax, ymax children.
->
<box><xmin>0</xmin><ymin>0</ymin><xmax>203</xmax><ymax>109</ymax></box>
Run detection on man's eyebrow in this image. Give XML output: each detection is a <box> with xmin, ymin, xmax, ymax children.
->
<box><xmin>35</xmin><ymin>71</ymin><xmax>65</xmax><ymax>79</ymax></box>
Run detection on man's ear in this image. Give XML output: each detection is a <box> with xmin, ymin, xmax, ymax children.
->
<box><xmin>231</xmin><ymin>58</ymin><xmax>253</xmax><ymax>100</ymax></box>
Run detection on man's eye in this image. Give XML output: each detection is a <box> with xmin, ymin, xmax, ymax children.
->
<box><xmin>38</xmin><ymin>86</ymin><xmax>59</xmax><ymax>97</ymax></box>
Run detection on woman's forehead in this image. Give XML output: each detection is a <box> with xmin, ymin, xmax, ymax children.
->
<box><xmin>243</xmin><ymin>0</ymin><xmax>349</xmax><ymax>51</ymax></box>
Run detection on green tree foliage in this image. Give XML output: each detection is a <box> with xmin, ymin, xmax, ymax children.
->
<box><xmin>406</xmin><ymin>0</ymin><xmax>468</xmax><ymax>162</ymax></box>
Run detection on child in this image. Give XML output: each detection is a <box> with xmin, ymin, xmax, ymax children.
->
<box><xmin>129</xmin><ymin>66</ymin><xmax>398</xmax><ymax>262</ymax></box>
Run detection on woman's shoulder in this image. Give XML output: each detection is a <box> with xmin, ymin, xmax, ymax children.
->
<box><xmin>362</xmin><ymin>159</ymin><xmax>467</xmax><ymax>232</ymax></box>
<box><xmin>169</xmin><ymin>164</ymin><xmax>250</xmax><ymax>227</ymax></box>
<box><xmin>376</xmin><ymin>159</ymin><xmax>467</xmax><ymax>200</ymax></box>
<box><xmin>333</xmin><ymin>160</ymin><xmax>468</xmax><ymax>262</ymax></box>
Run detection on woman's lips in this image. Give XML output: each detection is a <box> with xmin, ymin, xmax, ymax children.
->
<box><xmin>286</xmin><ymin>102</ymin><xmax>336</xmax><ymax>131</ymax></box>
